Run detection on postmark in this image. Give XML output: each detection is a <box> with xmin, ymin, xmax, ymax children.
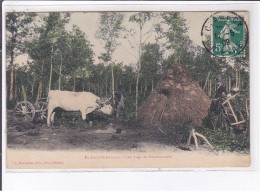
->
<box><xmin>201</xmin><ymin>12</ymin><xmax>249</xmax><ymax>57</ymax></box>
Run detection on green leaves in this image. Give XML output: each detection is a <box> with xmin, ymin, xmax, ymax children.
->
<box><xmin>129</xmin><ymin>12</ymin><xmax>152</xmax><ymax>26</ymax></box>
<box><xmin>6</xmin><ymin>12</ymin><xmax>36</xmax><ymax>59</ymax></box>
<box><xmin>96</xmin><ymin>12</ymin><xmax>125</xmax><ymax>59</ymax></box>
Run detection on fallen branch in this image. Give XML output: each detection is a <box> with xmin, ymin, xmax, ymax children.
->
<box><xmin>187</xmin><ymin>129</ymin><xmax>192</xmax><ymax>146</ymax></box>
<box><xmin>222</xmin><ymin>93</ymin><xmax>239</xmax><ymax>105</ymax></box>
<box><xmin>231</xmin><ymin>120</ymin><xmax>246</xmax><ymax>126</ymax></box>
<box><xmin>192</xmin><ymin>129</ymin><xmax>198</xmax><ymax>149</ymax></box>
<box><xmin>194</xmin><ymin>132</ymin><xmax>214</xmax><ymax>151</ymax></box>
<box><xmin>187</xmin><ymin>128</ymin><xmax>216</xmax><ymax>153</ymax></box>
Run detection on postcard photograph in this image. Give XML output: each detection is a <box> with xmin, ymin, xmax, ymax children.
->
<box><xmin>4</xmin><ymin>10</ymin><xmax>250</xmax><ymax>169</ymax></box>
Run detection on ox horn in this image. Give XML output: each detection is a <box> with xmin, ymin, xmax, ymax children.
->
<box><xmin>96</xmin><ymin>98</ymin><xmax>105</xmax><ymax>105</ymax></box>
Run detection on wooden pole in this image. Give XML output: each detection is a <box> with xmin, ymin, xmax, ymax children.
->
<box><xmin>195</xmin><ymin>132</ymin><xmax>214</xmax><ymax>151</ymax></box>
<box><xmin>187</xmin><ymin>130</ymin><xmax>192</xmax><ymax>146</ymax></box>
<box><xmin>203</xmin><ymin>71</ymin><xmax>211</xmax><ymax>91</ymax></box>
<box><xmin>192</xmin><ymin>129</ymin><xmax>199</xmax><ymax>149</ymax></box>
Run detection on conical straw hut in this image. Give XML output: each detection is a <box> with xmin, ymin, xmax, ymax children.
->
<box><xmin>138</xmin><ymin>64</ymin><xmax>211</xmax><ymax>127</ymax></box>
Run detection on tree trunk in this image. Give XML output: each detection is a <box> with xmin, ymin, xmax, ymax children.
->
<box><xmin>238</xmin><ymin>68</ymin><xmax>241</xmax><ymax>89</ymax></box>
<box><xmin>83</xmin><ymin>80</ymin><xmax>85</xmax><ymax>91</ymax></box>
<box><xmin>111</xmin><ymin>64</ymin><xmax>115</xmax><ymax>105</ymax></box>
<box><xmin>229</xmin><ymin>76</ymin><xmax>231</xmax><ymax>93</ymax></box>
<box><xmin>209</xmin><ymin>79</ymin><xmax>212</xmax><ymax>97</ymax></box>
<box><xmin>9</xmin><ymin>51</ymin><xmax>14</xmax><ymax>101</ymax></box>
<box><xmin>135</xmin><ymin>23</ymin><xmax>143</xmax><ymax>119</ymax></box>
<box><xmin>48</xmin><ymin>45</ymin><xmax>54</xmax><ymax>92</ymax></box>
<box><xmin>136</xmin><ymin>72</ymin><xmax>140</xmax><ymax>119</ymax></box>
<box><xmin>22</xmin><ymin>85</ymin><xmax>27</xmax><ymax>101</ymax></box>
<box><xmin>14</xmin><ymin>72</ymin><xmax>17</xmax><ymax>102</ymax></box>
<box><xmin>203</xmin><ymin>71</ymin><xmax>211</xmax><ymax>91</ymax></box>
<box><xmin>144</xmin><ymin>81</ymin><xmax>147</xmax><ymax>96</ymax></box>
<box><xmin>152</xmin><ymin>79</ymin><xmax>154</xmax><ymax>91</ymax></box>
<box><xmin>226</xmin><ymin>79</ymin><xmax>228</xmax><ymax>93</ymax></box>
<box><xmin>35</xmin><ymin>60</ymin><xmax>45</xmax><ymax>106</ymax></box>
<box><xmin>73</xmin><ymin>77</ymin><xmax>76</xmax><ymax>92</ymax></box>
<box><xmin>235</xmin><ymin>68</ymin><xmax>239</xmax><ymax>88</ymax></box>
<box><xmin>31</xmin><ymin>74</ymin><xmax>35</xmax><ymax>97</ymax></box>
<box><xmin>18</xmin><ymin>87</ymin><xmax>21</xmax><ymax>101</ymax></box>
<box><xmin>58</xmin><ymin>54</ymin><xmax>63</xmax><ymax>90</ymax></box>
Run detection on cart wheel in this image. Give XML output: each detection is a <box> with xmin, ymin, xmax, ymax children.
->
<box><xmin>36</xmin><ymin>101</ymin><xmax>48</xmax><ymax>121</ymax></box>
<box><xmin>13</xmin><ymin>101</ymin><xmax>35</xmax><ymax>123</ymax></box>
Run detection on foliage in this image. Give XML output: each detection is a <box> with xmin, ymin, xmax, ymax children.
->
<box><xmin>197</xmin><ymin>125</ymin><xmax>249</xmax><ymax>152</ymax></box>
<box><xmin>96</xmin><ymin>12</ymin><xmax>126</xmax><ymax>63</ymax></box>
<box><xmin>6</xmin><ymin>12</ymin><xmax>36</xmax><ymax>103</ymax></box>
<box><xmin>139</xmin><ymin>43</ymin><xmax>162</xmax><ymax>102</ymax></box>
<box><xmin>6</xmin><ymin>12</ymin><xmax>36</xmax><ymax>60</ymax></box>
<box><xmin>52</xmin><ymin>111</ymin><xmax>111</xmax><ymax>130</ymax></box>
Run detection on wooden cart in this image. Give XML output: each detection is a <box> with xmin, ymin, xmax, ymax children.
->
<box><xmin>13</xmin><ymin>100</ymin><xmax>48</xmax><ymax>123</ymax></box>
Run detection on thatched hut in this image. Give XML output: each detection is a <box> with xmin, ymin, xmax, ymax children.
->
<box><xmin>138</xmin><ymin>64</ymin><xmax>211</xmax><ymax>127</ymax></box>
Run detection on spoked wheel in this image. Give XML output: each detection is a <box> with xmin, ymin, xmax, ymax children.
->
<box><xmin>36</xmin><ymin>101</ymin><xmax>48</xmax><ymax>122</ymax></box>
<box><xmin>13</xmin><ymin>101</ymin><xmax>35</xmax><ymax>123</ymax></box>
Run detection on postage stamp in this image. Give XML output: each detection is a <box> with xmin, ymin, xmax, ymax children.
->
<box><xmin>3</xmin><ymin>8</ymin><xmax>250</xmax><ymax>169</ymax></box>
<box><xmin>201</xmin><ymin>12</ymin><xmax>248</xmax><ymax>57</ymax></box>
<box><xmin>213</xmin><ymin>16</ymin><xmax>245</xmax><ymax>56</ymax></box>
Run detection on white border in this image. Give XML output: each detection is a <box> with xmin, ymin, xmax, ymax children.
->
<box><xmin>2</xmin><ymin>1</ymin><xmax>260</xmax><ymax>190</ymax></box>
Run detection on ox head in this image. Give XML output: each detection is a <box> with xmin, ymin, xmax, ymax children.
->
<box><xmin>96</xmin><ymin>96</ymin><xmax>113</xmax><ymax>115</ymax></box>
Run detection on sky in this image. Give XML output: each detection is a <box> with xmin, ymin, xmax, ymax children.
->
<box><xmin>11</xmin><ymin>11</ymin><xmax>249</xmax><ymax>67</ymax></box>
<box><xmin>65</xmin><ymin>12</ymin><xmax>210</xmax><ymax>65</ymax></box>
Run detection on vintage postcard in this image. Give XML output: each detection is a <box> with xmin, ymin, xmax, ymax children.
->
<box><xmin>3</xmin><ymin>8</ymin><xmax>251</xmax><ymax>169</ymax></box>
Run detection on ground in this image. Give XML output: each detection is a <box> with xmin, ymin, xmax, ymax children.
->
<box><xmin>7</xmin><ymin>118</ymin><xmax>180</xmax><ymax>151</ymax></box>
<box><xmin>6</xmin><ymin>113</ymin><xmax>250</xmax><ymax>168</ymax></box>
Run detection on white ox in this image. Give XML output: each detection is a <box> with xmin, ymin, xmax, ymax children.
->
<box><xmin>47</xmin><ymin>90</ymin><xmax>113</xmax><ymax>127</ymax></box>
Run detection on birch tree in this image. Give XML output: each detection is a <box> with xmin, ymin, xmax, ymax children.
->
<box><xmin>96</xmin><ymin>12</ymin><xmax>125</xmax><ymax>104</ymax></box>
<box><xmin>6</xmin><ymin>12</ymin><xmax>35</xmax><ymax>102</ymax></box>
<box><xmin>129</xmin><ymin>12</ymin><xmax>152</xmax><ymax>119</ymax></box>
<box><xmin>44</xmin><ymin>13</ymin><xmax>70</xmax><ymax>92</ymax></box>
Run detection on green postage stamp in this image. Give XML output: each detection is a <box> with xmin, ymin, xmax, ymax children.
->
<box><xmin>212</xmin><ymin>16</ymin><xmax>246</xmax><ymax>57</ymax></box>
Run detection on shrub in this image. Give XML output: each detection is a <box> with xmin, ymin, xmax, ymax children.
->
<box><xmin>196</xmin><ymin>125</ymin><xmax>249</xmax><ymax>152</ymax></box>
<box><xmin>53</xmin><ymin>110</ymin><xmax>111</xmax><ymax>130</ymax></box>
<box><xmin>196</xmin><ymin>114</ymin><xmax>250</xmax><ymax>152</ymax></box>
